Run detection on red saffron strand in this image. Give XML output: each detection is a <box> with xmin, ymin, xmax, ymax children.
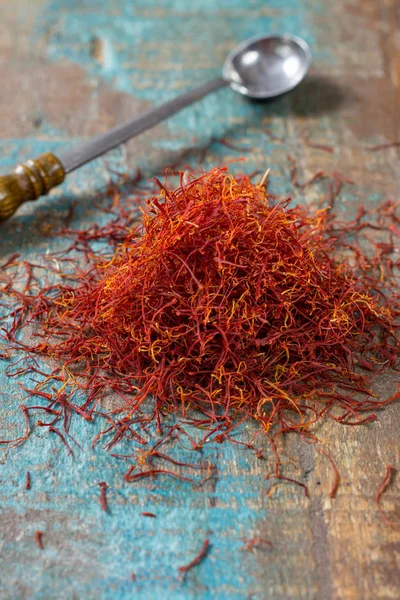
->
<box><xmin>141</xmin><ymin>511</ymin><xmax>157</xmax><ymax>518</ymax></box>
<box><xmin>125</xmin><ymin>468</ymin><xmax>200</xmax><ymax>485</ymax></box>
<box><xmin>304</xmin><ymin>140</ymin><xmax>334</xmax><ymax>153</ymax></box>
<box><xmin>178</xmin><ymin>538</ymin><xmax>210</xmax><ymax>574</ymax></box>
<box><xmin>366</xmin><ymin>142</ymin><xmax>400</xmax><ymax>152</ymax></box>
<box><xmin>264</xmin><ymin>127</ymin><xmax>284</xmax><ymax>143</ymax></box>
<box><xmin>35</xmin><ymin>530</ymin><xmax>44</xmax><ymax>549</ymax></box>
<box><xmin>25</xmin><ymin>471</ymin><xmax>31</xmax><ymax>490</ymax></box>
<box><xmin>300</xmin><ymin>170</ymin><xmax>327</xmax><ymax>189</ymax></box>
<box><xmin>48</xmin><ymin>426</ymin><xmax>74</xmax><ymax>455</ymax></box>
<box><xmin>214</xmin><ymin>137</ymin><xmax>249</xmax><ymax>152</ymax></box>
<box><xmin>98</xmin><ymin>481</ymin><xmax>108</xmax><ymax>512</ymax></box>
<box><xmin>241</xmin><ymin>537</ymin><xmax>273</xmax><ymax>551</ymax></box>
<box><xmin>288</xmin><ymin>155</ymin><xmax>298</xmax><ymax>187</ymax></box>
<box><xmin>269</xmin><ymin>475</ymin><xmax>309</xmax><ymax>498</ymax></box>
<box><xmin>376</xmin><ymin>464</ymin><xmax>397</xmax><ymax>529</ymax></box>
<box><xmin>338</xmin><ymin>414</ymin><xmax>377</xmax><ymax>426</ymax></box>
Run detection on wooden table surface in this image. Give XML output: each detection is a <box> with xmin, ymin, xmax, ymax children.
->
<box><xmin>0</xmin><ymin>1</ymin><xmax>399</xmax><ymax>599</ymax></box>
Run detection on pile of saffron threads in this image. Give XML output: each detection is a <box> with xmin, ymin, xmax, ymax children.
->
<box><xmin>1</xmin><ymin>166</ymin><xmax>399</xmax><ymax>490</ymax></box>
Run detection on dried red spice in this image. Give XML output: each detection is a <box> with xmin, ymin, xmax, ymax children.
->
<box><xmin>25</xmin><ymin>471</ymin><xmax>31</xmax><ymax>490</ymax></box>
<box><xmin>124</xmin><ymin>468</ymin><xmax>201</xmax><ymax>485</ymax></box>
<box><xmin>366</xmin><ymin>142</ymin><xmax>400</xmax><ymax>152</ymax></box>
<box><xmin>0</xmin><ymin>166</ymin><xmax>399</xmax><ymax>496</ymax></box>
<box><xmin>304</xmin><ymin>140</ymin><xmax>334</xmax><ymax>154</ymax></box>
<box><xmin>376</xmin><ymin>464</ymin><xmax>397</xmax><ymax>529</ymax></box>
<box><xmin>241</xmin><ymin>537</ymin><xmax>272</xmax><ymax>551</ymax></box>
<box><xmin>141</xmin><ymin>511</ymin><xmax>157</xmax><ymax>518</ymax></box>
<box><xmin>98</xmin><ymin>481</ymin><xmax>108</xmax><ymax>512</ymax></box>
<box><xmin>270</xmin><ymin>475</ymin><xmax>309</xmax><ymax>498</ymax></box>
<box><xmin>264</xmin><ymin>127</ymin><xmax>284</xmax><ymax>143</ymax></box>
<box><xmin>35</xmin><ymin>530</ymin><xmax>44</xmax><ymax>549</ymax></box>
<box><xmin>178</xmin><ymin>538</ymin><xmax>210</xmax><ymax>574</ymax></box>
<box><xmin>214</xmin><ymin>137</ymin><xmax>249</xmax><ymax>152</ymax></box>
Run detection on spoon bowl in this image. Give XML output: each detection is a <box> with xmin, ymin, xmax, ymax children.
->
<box><xmin>223</xmin><ymin>34</ymin><xmax>312</xmax><ymax>99</ymax></box>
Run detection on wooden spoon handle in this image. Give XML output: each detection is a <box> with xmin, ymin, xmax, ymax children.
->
<box><xmin>0</xmin><ymin>153</ymin><xmax>65</xmax><ymax>221</ymax></box>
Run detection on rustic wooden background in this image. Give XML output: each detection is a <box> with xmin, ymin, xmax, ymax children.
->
<box><xmin>0</xmin><ymin>1</ymin><xmax>399</xmax><ymax>599</ymax></box>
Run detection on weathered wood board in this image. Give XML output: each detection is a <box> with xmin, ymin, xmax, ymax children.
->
<box><xmin>0</xmin><ymin>1</ymin><xmax>399</xmax><ymax>599</ymax></box>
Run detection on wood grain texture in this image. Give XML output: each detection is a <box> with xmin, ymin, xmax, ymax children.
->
<box><xmin>0</xmin><ymin>1</ymin><xmax>399</xmax><ymax>599</ymax></box>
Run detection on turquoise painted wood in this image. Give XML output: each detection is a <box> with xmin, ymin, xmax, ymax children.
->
<box><xmin>1</xmin><ymin>1</ymin><xmax>400</xmax><ymax>599</ymax></box>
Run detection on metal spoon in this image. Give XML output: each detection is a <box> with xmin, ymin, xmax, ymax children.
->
<box><xmin>0</xmin><ymin>33</ymin><xmax>311</xmax><ymax>221</ymax></box>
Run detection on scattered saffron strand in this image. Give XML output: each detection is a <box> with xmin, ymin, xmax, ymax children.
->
<box><xmin>376</xmin><ymin>464</ymin><xmax>397</xmax><ymax>529</ymax></box>
<box><xmin>304</xmin><ymin>140</ymin><xmax>334</xmax><ymax>153</ymax></box>
<box><xmin>268</xmin><ymin>475</ymin><xmax>309</xmax><ymax>498</ymax></box>
<box><xmin>178</xmin><ymin>538</ymin><xmax>210</xmax><ymax>574</ymax></box>
<box><xmin>214</xmin><ymin>137</ymin><xmax>249</xmax><ymax>152</ymax></box>
<box><xmin>48</xmin><ymin>426</ymin><xmax>73</xmax><ymax>455</ymax></box>
<box><xmin>300</xmin><ymin>170</ymin><xmax>327</xmax><ymax>189</ymax></box>
<box><xmin>288</xmin><ymin>154</ymin><xmax>298</xmax><ymax>186</ymax></box>
<box><xmin>319</xmin><ymin>448</ymin><xmax>340</xmax><ymax>498</ymax></box>
<box><xmin>366</xmin><ymin>142</ymin><xmax>400</xmax><ymax>152</ymax></box>
<box><xmin>264</xmin><ymin>127</ymin><xmax>284</xmax><ymax>143</ymax></box>
<box><xmin>0</xmin><ymin>403</ymin><xmax>30</xmax><ymax>448</ymax></box>
<box><xmin>141</xmin><ymin>511</ymin><xmax>157</xmax><ymax>518</ymax></box>
<box><xmin>131</xmin><ymin>572</ymin><xmax>136</xmax><ymax>582</ymax></box>
<box><xmin>1</xmin><ymin>253</ymin><xmax>20</xmax><ymax>269</ymax></box>
<box><xmin>241</xmin><ymin>538</ymin><xmax>273</xmax><ymax>551</ymax></box>
<box><xmin>35</xmin><ymin>530</ymin><xmax>44</xmax><ymax>549</ymax></box>
<box><xmin>287</xmin><ymin>156</ymin><xmax>354</xmax><ymax>193</ymax></box>
<box><xmin>25</xmin><ymin>471</ymin><xmax>31</xmax><ymax>490</ymax></box>
<box><xmin>98</xmin><ymin>481</ymin><xmax>108</xmax><ymax>512</ymax></box>
<box><xmin>338</xmin><ymin>414</ymin><xmax>377</xmax><ymax>426</ymax></box>
<box><xmin>125</xmin><ymin>468</ymin><xmax>201</xmax><ymax>485</ymax></box>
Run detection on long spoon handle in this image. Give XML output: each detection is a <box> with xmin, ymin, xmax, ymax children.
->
<box><xmin>0</xmin><ymin>76</ymin><xmax>228</xmax><ymax>221</ymax></box>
